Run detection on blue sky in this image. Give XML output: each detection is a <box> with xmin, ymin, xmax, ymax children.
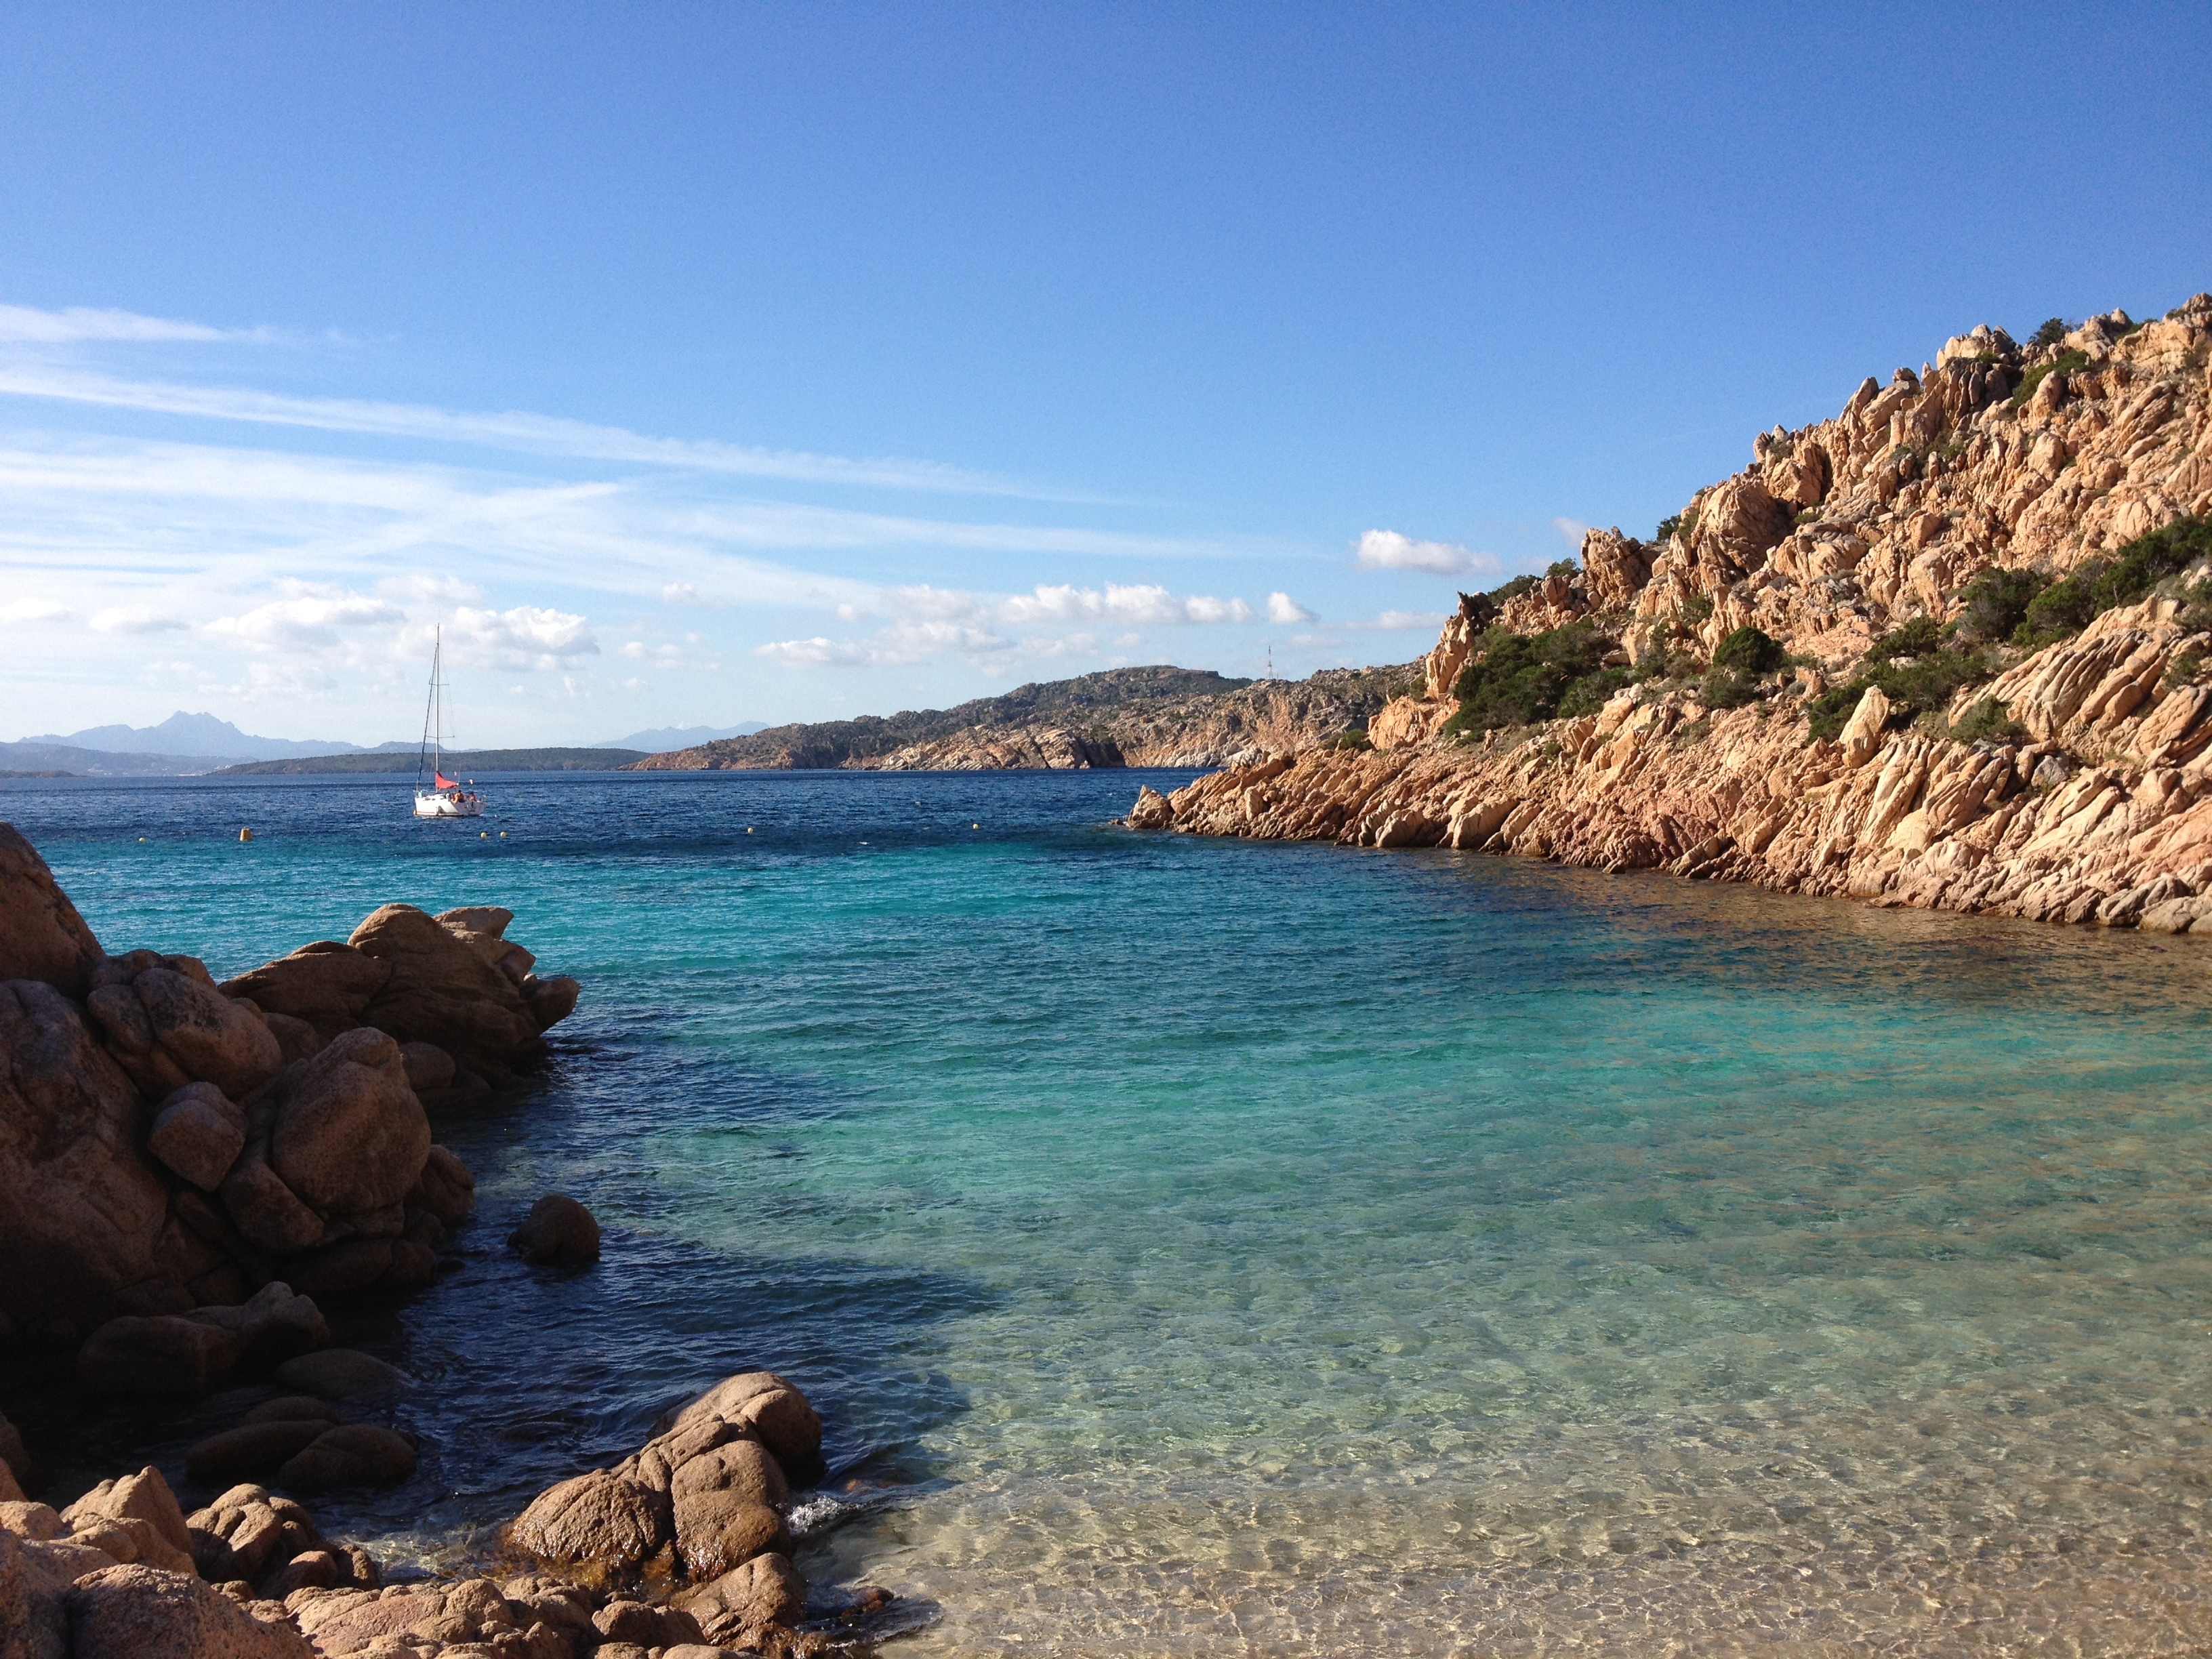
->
<box><xmin>1</xmin><ymin>3</ymin><xmax>2207</xmax><ymax>744</ymax></box>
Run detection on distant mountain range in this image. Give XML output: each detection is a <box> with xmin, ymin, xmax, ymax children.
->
<box><xmin>1</xmin><ymin>710</ymin><xmax>769</xmax><ymax>776</ymax></box>
<box><xmin>0</xmin><ymin>742</ymin><xmax>253</xmax><ymax>778</ymax></box>
<box><xmin>22</xmin><ymin>712</ymin><xmax>377</xmax><ymax>761</ymax></box>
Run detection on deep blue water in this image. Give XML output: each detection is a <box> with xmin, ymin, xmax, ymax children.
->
<box><xmin>7</xmin><ymin>769</ymin><xmax>2212</xmax><ymax>1656</ymax></box>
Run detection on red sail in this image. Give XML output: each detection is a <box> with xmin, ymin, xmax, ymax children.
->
<box><xmin>434</xmin><ymin>771</ymin><xmax>459</xmax><ymax>790</ymax></box>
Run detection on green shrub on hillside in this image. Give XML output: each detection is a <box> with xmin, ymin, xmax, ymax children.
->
<box><xmin>1557</xmin><ymin>667</ymin><xmax>1634</xmax><ymax>718</ymax></box>
<box><xmin>1656</xmin><ymin>514</ymin><xmax>1683</xmax><ymax>543</ymax></box>
<box><xmin>1805</xmin><ymin>644</ymin><xmax>1995</xmax><ymax>742</ymax></box>
<box><xmin>2030</xmin><ymin>317</ymin><xmax>2070</xmax><ymax>349</ymax></box>
<box><xmin>2009</xmin><ymin>348</ymin><xmax>2091</xmax><ymax>409</ymax></box>
<box><xmin>1953</xmin><ymin>565</ymin><xmax>2048</xmax><ymax>643</ymax></box>
<box><xmin>2005</xmin><ymin>516</ymin><xmax>2212</xmax><ymax>649</ymax></box>
<box><xmin>2013</xmin><ymin>571</ymin><xmax>2099</xmax><ymax>645</ymax></box>
<box><xmin>1711</xmin><ymin>625</ymin><xmax>1784</xmax><ymax>676</ymax></box>
<box><xmin>1864</xmin><ymin>615</ymin><xmax>1944</xmax><ymax>663</ymax></box>
<box><xmin>1547</xmin><ymin>558</ymin><xmax>1580</xmax><ymax>579</ymax></box>
<box><xmin>1950</xmin><ymin>696</ymin><xmax>2027</xmax><ymax>745</ymax></box>
<box><xmin>2090</xmin><ymin>515</ymin><xmax>2212</xmax><ymax>611</ymax></box>
<box><xmin>2180</xmin><ymin>579</ymin><xmax>2212</xmax><ymax>636</ymax></box>
<box><xmin>1447</xmin><ymin>622</ymin><xmax>1616</xmax><ymax>733</ymax></box>
<box><xmin>1486</xmin><ymin>573</ymin><xmax>1538</xmax><ymax>605</ymax></box>
<box><xmin>1700</xmin><ymin>668</ymin><xmax>1763</xmax><ymax>709</ymax></box>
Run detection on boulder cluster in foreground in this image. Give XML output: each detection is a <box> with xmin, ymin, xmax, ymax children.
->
<box><xmin>1</xmin><ymin>1369</ymin><xmax>864</xmax><ymax>1658</ymax></box>
<box><xmin>0</xmin><ymin>825</ymin><xmax>879</xmax><ymax>1654</ymax></box>
<box><xmin>0</xmin><ymin>822</ymin><xmax>577</xmax><ymax>1347</ymax></box>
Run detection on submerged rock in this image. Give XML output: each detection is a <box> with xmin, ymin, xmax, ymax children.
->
<box><xmin>184</xmin><ymin>1420</ymin><xmax>330</xmax><ymax>1483</ymax></box>
<box><xmin>508</xmin><ymin>1193</ymin><xmax>601</xmax><ymax>1266</ymax></box>
<box><xmin>77</xmin><ymin>1317</ymin><xmax>240</xmax><ymax>1397</ymax></box>
<box><xmin>275</xmin><ymin>1424</ymin><xmax>418</xmax><ymax>1493</ymax></box>
<box><xmin>272</xmin><ymin>1347</ymin><xmax>412</xmax><ymax>1402</ymax></box>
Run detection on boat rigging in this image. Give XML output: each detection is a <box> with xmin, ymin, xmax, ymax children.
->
<box><xmin>413</xmin><ymin>627</ymin><xmax>485</xmax><ymax>819</ymax></box>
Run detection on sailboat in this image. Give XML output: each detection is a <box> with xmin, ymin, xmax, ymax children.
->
<box><xmin>413</xmin><ymin>628</ymin><xmax>485</xmax><ymax>819</ymax></box>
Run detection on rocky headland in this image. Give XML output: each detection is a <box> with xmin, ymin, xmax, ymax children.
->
<box><xmin>0</xmin><ymin>826</ymin><xmax>880</xmax><ymax>1656</ymax></box>
<box><xmin>623</xmin><ymin>663</ymin><xmax>1412</xmax><ymax>773</ymax></box>
<box><xmin>1132</xmin><ymin>295</ymin><xmax>2212</xmax><ymax>934</ymax></box>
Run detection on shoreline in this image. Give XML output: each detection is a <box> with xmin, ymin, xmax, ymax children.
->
<box><xmin>1133</xmin><ymin>594</ymin><xmax>2212</xmax><ymax>937</ymax></box>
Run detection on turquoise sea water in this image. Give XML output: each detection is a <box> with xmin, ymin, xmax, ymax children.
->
<box><xmin>9</xmin><ymin>770</ymin><xmax>2212</xmax><ymax>1656</ymax></box>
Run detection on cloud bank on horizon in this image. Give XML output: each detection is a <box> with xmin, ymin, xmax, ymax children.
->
<box><xmin>0</xmin><ymin>300</ymin><xmax>1494</xmax><ymax>742</ymax></box>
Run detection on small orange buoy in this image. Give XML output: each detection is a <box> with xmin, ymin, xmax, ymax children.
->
<box><xmin>238</xmin><ymin>827</ymin><xmax>253</xmax><ymax>842</ymax></box>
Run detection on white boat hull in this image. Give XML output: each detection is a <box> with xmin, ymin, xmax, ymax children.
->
<box><xmin>414</xmin><ymin>790</ymin><xmax>484</xmax><ymax>819</ymax></box>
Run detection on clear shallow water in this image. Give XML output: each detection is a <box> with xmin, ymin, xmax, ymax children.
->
<box><xmin>8</xmin><ymin>771</ymin><xmax>2212</xmax><ymax>1656</ymax></box>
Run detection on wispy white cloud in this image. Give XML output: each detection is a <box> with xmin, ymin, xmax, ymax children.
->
<box><xmin>1352</xmin><ymin>529</ymin><xmax>1500</xmax><ymax>577</ymax></box>
<box><xmin>1552</xmin><ymin>516</ymin><xmax>1591</xmax><ymax>549</ymax></box>
<box><xmin>1351</xmin><ymin>609</ymin><xmax>1448</xmax><ymax>630</ymax></box>
<box><xmin>89</xmin><ymin>605</ymin><xmax>190</xmax><ymax>634</ymax></box>
<box><xmin>0</xmin><ymin>300</ymin><xmax>1344</xmax><ymax>734</ymax></box>
<box><xmin>0</xmin><ymin>363</ymin><xmax>1065</xmax><ymax>499</ymax></box>
<box><xmin>0</xmin><ymin>302</ymin><xmax>275</xmax><ymax>345</ymax></box>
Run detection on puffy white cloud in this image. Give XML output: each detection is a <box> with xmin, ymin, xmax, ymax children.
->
<box><xmin>0</xmin><ymin>597</ymin><xmax>69</xmax><ymax>624</ymax></box>
<box><xmin>756</xmin><ymin>636</ymin><xmax>857</xmax><ymax>668</ymax></box>
<box><xmin>89</xmin><ymin>605</ymin><xmax>189</xmax><ymax>634</ymax></box>
<box><xmin>1179</xmin><ymin>594</ymin><xmax>1255</xmax><ymax>624</ymax></box>
<box><xmin>1353</xmin><ymin>529</ymin><xmax>1500</xmax><ymax>577</ymax></box>
<box><xmin>441</xmin><ymin>605</ymin><xmax>599</xmax><ymax>670</ymax></box>
<box><xmin>207</xmin><ymin>592</ymin><xmax>405</xmax><ymax>650</ymax></box>
<box><xmin>995</xmin><ymin>583</ymin><xmax>1252</xmax><ymax>626</ymax></box>
<box><xmin>1265</xmin><ymin>591</ymin><xmax>1313</xmax><ymax>623</ymax></box>
<box><xmin>758</xmin><ymin>580</ymin><xmax>1271</xmax><ymax>671</ymax></box>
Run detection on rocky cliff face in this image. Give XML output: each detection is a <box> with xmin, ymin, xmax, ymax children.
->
<box><xmin>1136</xmin><ymin>293</ymin><xmax>2212</xmax><ymax>937</ymax></box>
<box><xmin>629</xmin><ymin>663</ymin><xmax>1414</xmax><ymax>772</ymax></box>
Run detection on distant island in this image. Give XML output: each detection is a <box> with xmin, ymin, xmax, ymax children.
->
<box><xmin>214</xmin><ymin>747</ymin><xmax>647</xmax><ymax>776</ymax></box>
<box><xmin>626</xmin><ymin>663</ymin><xmax>1416</xmax><ymax>771</ymax></box>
